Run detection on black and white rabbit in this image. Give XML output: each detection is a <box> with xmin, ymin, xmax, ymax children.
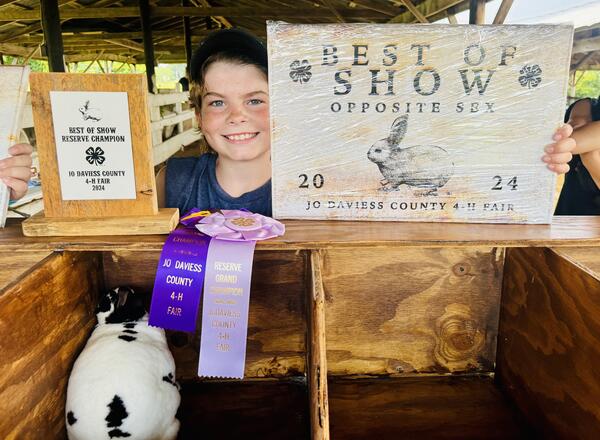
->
<box><xmin>65</xmin><ymin>287</ymin><xmax>180</xmax><ymax>440</ymax></box>
<box><xmin>367</xmin><ymin>114</ymin><xmax>454</xmax><ymax>195</ymax></box>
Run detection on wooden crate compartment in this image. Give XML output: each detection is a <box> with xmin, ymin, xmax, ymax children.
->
<box><xmin>497</xmin><ymin>247</ymin><xmax>600</xmax><ymax>438</ymax></box>
<box><xmin>1</xmin><ymin>218</ymin><xmax>600</xmax><ymax>439</ymax></box>
<box><xmin>0</xmin><ymin>247</ymin><xmax>311</xmax><ymax>439</ymax></box>
<box><xmin>102</xmin><ymin>250</ymin><xmax>308</xmax><ymax>380</ymax></box>
<box><xmin>177</xmin><ymin>380</ymin><xmax>310</xmax><ymax>440</ymax></box>
<box><xmin>328</xmin><ymin>376</ymin><xmax>530</xmax><ymax>440</ymax></box>
<box><xmin>320</xmin><ymin>247</ymin><xmax>503</xmax><ymax>376</ymax></box>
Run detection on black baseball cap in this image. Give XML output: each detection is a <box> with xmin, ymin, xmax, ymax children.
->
<box><xmin>189</xmin><ymin>28</ymin><xmax>268</xmax><ymax>83</ymax></box>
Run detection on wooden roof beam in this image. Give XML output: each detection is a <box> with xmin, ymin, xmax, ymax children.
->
<box><xmin>7</xmin><ymin>30</ymin><xmax>185</xmax><ymax>44</ymax></box>
<box><xmin>0</xmin><ymin>42</ymin><xmax>41</xmax><ymax>58</ymax></box>
<box><xmin>0</xmin><ymin>0</ymin><xmax>73</xmax><ymax>41</ymax></box>
<box><xmin>573</xmin><ymin>35</ymin><xmax>600</xmax><ymax>55</ymax></box>
<box><xmin>195</xmin><ymin>0</ymin><xmax>232</xmax><ymax>29</ymax></box>
<box><xmin>469</xmin><ymin>0</ymin><xmax>485</xmax><ymax>24</ymax></box>
<box><xmin>0</xmin><ymin>6</ymin><xmax>390</xmax><ymax>21</ymax></box>
<box><xmin>572</xmin><ymin>52</ymin><xmax>594</xmax><ymax>70</ymax></box>
<box><xmin>388</xmin><ymin>0</ymin><xmax>464</xmax><ymax>24</ymax></box>
<box><xmin>104</xmin><ymin>39</ymin><xmax>145</xmax><ymax>52</ymax></box>
<box><xmin>493</xmin><ymin>0</ymin><xmax>513</xmax><ymax>24</ymax></box>
<box><xmin>82</xmin><ymin>49</ymin><xmax>103</xmax><ymax>72</ymax></box>
<box><xmin>397</xmin><ymin>0</ymin><xmax>429</xmax><ymax>23</ymax></box>
<box><xmin>321</xmin><ymin>0</ymin><xmax>345</xmax><ymax>23</ymax></box>
<box><xmin>350</xmin><ymin>0</ymin><xmax>400</xmax><ymax>17</ymax></box>
<box><xmin>64</xmin><ymin>52</ymin><xmax>135</xmax><ymax>63</ymax></box>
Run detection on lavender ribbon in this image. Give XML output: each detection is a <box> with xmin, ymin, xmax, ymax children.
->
<box><xmin>149</xmin><ymin>208</ymin><xmax>284</xmax><ymax>378</ymax></box>
<box><xmin>198</xmin><ymin>239</ymin><xmax>256</xmax><ymax>378</ymax></box>
<box><xmin>196</xmin><ymin>209</ymin><xmax>285</xmax><ymax>241</ymax></box>
<box><xmin>197</xmin><ymin>210</ymin><xmax>285</xmax><ymax>379</ymax></box>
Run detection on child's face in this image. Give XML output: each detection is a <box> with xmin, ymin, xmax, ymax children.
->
<box><xmin>198</xmin><ymin>61</ymin><xmax>270</xmax><ymax>164</ymax></box>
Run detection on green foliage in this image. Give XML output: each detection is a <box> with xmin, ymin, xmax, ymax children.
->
<box><xmin>1</xmin><ymin>56</ymin><xmax>48</xmax><ymax>71</ymax></box>
<box><xmin>575</xmin><ymin>70</ymin><xmax>600</xmax><ymax>98</ymax></box>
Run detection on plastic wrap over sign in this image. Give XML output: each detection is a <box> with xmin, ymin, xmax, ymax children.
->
<box><xmin>268</xmin><ymin>23</ymin><xmax>573</xmax><ymax>224</ymax></box>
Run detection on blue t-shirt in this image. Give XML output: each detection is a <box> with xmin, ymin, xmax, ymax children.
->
<box><xmin>165</xmin><ymin>154</ymin><xmax>272</xmax><ymax>216</ymax></box>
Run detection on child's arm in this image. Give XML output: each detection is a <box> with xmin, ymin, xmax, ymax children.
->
<box><xmin>0</xmin><ymin>143</ymin><xmax>33</xmax><ymax>200</ymax></box>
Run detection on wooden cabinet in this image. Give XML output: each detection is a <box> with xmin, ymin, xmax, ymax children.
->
<box><xmin>1</xmin><ymin>217</ymin><xmax>600</xmax><ymax>439</ymax></box>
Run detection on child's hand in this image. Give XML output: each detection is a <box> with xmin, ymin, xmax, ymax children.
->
<box><xmin>0</xmin><ymin>143</ymin><xmax>33</xmax><ymax>201</ymax></box>
<box><xmin>543</xmin><ymin>124</ymin><xmax>575</xmax><ymax>174</ymax></box>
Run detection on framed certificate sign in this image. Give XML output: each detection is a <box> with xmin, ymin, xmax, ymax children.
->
<box><xmin>23</xmin><ymin>73</ymin><xmax>178</xmax><ymax>236</ymax></box>
<box><xmin>30</xmin><ymin>73</ymin><xmax>156</xmax><ymax>217</ymax></box>
<box><xmin>268</xmin><ymin>23</ymin><xmax>573</xmax><ymax>224</ymax></box>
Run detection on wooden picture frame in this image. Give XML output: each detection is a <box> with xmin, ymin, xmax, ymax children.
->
<box><xmin>22</xmin><ymin>73</ymin><xmax>178</xmax><ymax>236</ymax></box>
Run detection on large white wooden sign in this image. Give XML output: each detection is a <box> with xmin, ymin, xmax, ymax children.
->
<box><xmin>268</xmin><ymin>23</ymin><xmax>573</xmax><ymax>223</ymax></box>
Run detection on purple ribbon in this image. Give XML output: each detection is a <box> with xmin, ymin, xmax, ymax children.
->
<box><xmin>149</xmin><ymin>208</ymin><xmax>285</xmax><ymax>379</ymax></box>
<box><xmin>149</xmin><ymin>219</ymin><xmax>210</xmax><ymax>332</ymax></box>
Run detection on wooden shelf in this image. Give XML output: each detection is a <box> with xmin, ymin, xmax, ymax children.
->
<box><xmin>2</xmin><ymin>216</ymin><xmax>600</xmax><ymax>251</ymax></box>
<box><xmin>2</xmin><ymin>216</ymin><xmax>600</xmax><ymax>439</ymax></box>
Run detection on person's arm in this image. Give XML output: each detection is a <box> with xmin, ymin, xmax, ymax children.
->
<box><xmin>0</xmin><ymin>143</ymin><xmax>33</xmax><ymax>200</ymax></box>
<box><xmin>543</xmin><ymin>124</ymin><xmax>575</xmax><ymax>174</ymax></box>
<box><xmin>581</xmin><ymin>149</ymin><xmax>600</xmax><ymax>189</ymax></box>
<box><xmin>572</xmin><ymin>121</ymin><xmax>600</xmax><ymax>155</ymax></box>
<box><xmin>565</xmin><ymin>98</ymin><xmax>600</xmax><ymax>155</ymax></box>
<box><xmin>156</xmin><ymin>165</ymin><xmax>166</xmax><ymax>208</ymax></box>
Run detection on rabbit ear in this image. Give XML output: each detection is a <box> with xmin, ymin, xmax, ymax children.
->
<box><xmin>389</xmin><ymin>115</ymin><xmax>408</xmax><ymax>148</ymax></box>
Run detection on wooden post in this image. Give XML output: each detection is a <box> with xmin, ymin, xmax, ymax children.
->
<box><xmin>139</xmin><ymin>0</ymin><xmax>156</xmax><ymax>93</ymax></box>
<box><xmin>182</xmin><ymin>0</ymin><xmax>192</xmax><ymax>74</ymax></box>
<box><xmin>40</xmin><ymin>0</ymin><xmax>65</xmax><ymax>72</ymax></box>
<box><xmin>309</xmin><ymin>250</ymin><xmax>330</xmax><ymax>440</ymax></box>
<box><xmin>493</xmin><ymin>0</ymin><xmax>514</xmax><ymax>24</ymax></box>
<box><xmin>469</xmin><ymin>0</ymin><xmax>485</xmax><ymax>24</ymax></box>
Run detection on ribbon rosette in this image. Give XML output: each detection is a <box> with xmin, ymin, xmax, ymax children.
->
<box><xmin>196</xmin><ymin>210</ymin><xmax>285</xmax><ymax>241</ymax></box>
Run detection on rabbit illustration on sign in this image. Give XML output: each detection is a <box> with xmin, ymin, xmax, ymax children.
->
<box><xmin>79</xmin><ymin>100</ymin><xmax>102</xmax><ymax>122</ymax></box>
<box><xmin>367</xmin><ymin>114</ymin><xmax>454</xmax><ymax>195</ymax></box>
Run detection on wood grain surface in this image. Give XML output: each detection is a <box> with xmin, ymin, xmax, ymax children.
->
<box><xmin>103</xmin><ymin>250</ymin><xmax>307</xmax><ymax>379</ymax></box>
<box><xmin>29</xmin><ymin>73</ymin><xmax>157</xmax><ymax>218</ymax></box>
<box><xmin>3</xmin><ymin>217</ymin><xmax>600</xmax><ymax>252</ymax></box>
<box><xmin>497</xmin><ymin>247</ymin><xmax>600</xmax><ymax>438</ymax></box>
<box><xmin>328</xmin><ymin>376</ymin><xmax>529</xmax><ymax>439</ymax></box>
<box><xmin>308</xmin><ymin>251</ymin><xmax>330</xmax><ymax>440</ymax></box>
<box><xmin>178</xmin><ymin>380</ymin><xmax>310</xmax><ymax>440</ymax></box>
<box><xmin>551</xmin><ymin>246</ymin><xmax>600</xmax><ymax>279</ymax></box>
<box><xmin>21</xmin><ymin>208</ymin><xmax>178</xmax><ymax>236</ymax></box>
<box><xmin>0</xmin><ymin>251</ymin><xmax>52</xmax><ymax>290</ymax></box>
<box><xmin>322</xmin><ymin>247</ymin><xmax>504</xmax><ymax>375</ymax></box>
<box><xmin>0</xmin><ymin>252</ymin><xmax>102</xmax><ymax>439</ymax></box>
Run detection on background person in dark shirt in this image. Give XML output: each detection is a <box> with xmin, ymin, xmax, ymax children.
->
<box><xmin>555</xmin><ymin>97</ymin><xmax>600</xmax><ymax>215</ymax></box>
